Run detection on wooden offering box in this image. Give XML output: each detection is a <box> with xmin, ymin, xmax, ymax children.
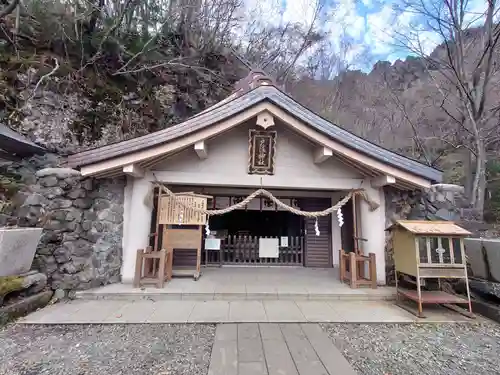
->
<box><xmin>387</xmin><ymin>220</ymin><xmax>474</xmax><ymax>318</ymax></box>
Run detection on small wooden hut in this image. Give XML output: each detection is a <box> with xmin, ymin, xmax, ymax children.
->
<box><xmin>387</xmin><ymin>220</ymin><xmax>473</xmax><ymax>318</ymax></box>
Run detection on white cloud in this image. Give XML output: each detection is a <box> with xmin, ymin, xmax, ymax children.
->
<box><xmin>281</xmin><ymin>0</ymin><xmax>318</xmax><ymax>26</ymax></box>
<box><xmin>365</xmin><ymin>5</ymin><xmax>398</xmax><ymax>55</ymax></box>
<box><xmin>328</xmin><ymin>0</ymin><xmax>365</xmax><ymax>40</ymax></box>
<box><xmin>344</xmin><ymin>43</ymin><xmax>368</xmax><ymax>65</ymax></box>
<box><xmin>413</xmin><ymin>30</ymin><xmax>441</xmax><ymax>55</ymax></box>
<box><xmin>239</xmin><ymin>0</ymin><xmax>498</xmax><ymax>71</ymax></box>
<box><xmin>363</xmin><ymin>5</ymin><xmax>440</xmax><ymax>61</ymax></box>
<box><xmin>238</xmin><ymin>0</ymin><xmax>282</xmax><ymax>30</ymax></box>
<box><xmin>464</xmin><ymin>0</ymin><xmax>490</xmax><ymax>26</ymax></box>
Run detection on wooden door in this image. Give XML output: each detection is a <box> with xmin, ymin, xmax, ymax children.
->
<box><xmin>301</xmin><ymin>198</ymin><xmax>332</xmax><ymax>268</ymax></box>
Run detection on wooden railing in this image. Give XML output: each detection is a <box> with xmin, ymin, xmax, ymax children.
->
<box><xmin>204</xmin><ymin>236</ymin><xmax>304</xmax><ymax>266</ymax></box>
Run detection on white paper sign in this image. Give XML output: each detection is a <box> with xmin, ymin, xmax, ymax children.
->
<box><xmin>205</xmin><ymin>238</ymin><xmax>221</xmax><ymax>250</ymax></box>
<box><xmin>259</xmin><ymin>238</ymin><xmax>279</xmax><ymax>258</ymax></box>
<box><xmin>280</xmin><ymin>237</ymin><xmax>288</xmax><ymax>247</ymax></box>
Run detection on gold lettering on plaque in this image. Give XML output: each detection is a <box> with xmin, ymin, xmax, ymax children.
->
<box><xmin>248</xmin><ymin>129</ymin><xmax>276</xmax><ymax>175</ymax></box>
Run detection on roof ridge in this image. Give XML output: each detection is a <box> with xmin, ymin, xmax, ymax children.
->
<box><xmin>67</xmin><ymin>84</ymin><xmax>442</xmax><ymax>183</ymax></box>
<box><xmin>262</xmin><ymin>87</ymin><xmax>443</xmax><ymax>174</ymax></box>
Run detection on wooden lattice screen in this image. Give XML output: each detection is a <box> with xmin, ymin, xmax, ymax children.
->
<box><xmin>158</xmin><ymin>194</ymin><xmax>209</xmax><ymax>225</ymax></box>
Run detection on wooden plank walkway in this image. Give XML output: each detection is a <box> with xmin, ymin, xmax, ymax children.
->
<box><xmin>208</xmin><ymin>323</ymin><xmax>358</xmax><ymax>375</ymax></box>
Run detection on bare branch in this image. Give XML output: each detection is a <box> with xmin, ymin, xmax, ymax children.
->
<box><xmin>384</xmin><ymin>76</ymin><xmax>432</xmax><ymax>165</ymax></box>
<box><xmin>115</xmin><ymin>18</ymin><xmax>171</xmax><ymax>74</ymax></box>
<box><xmin>29</xmin><ymin>57</ymin><xmax>60</xmax><ymax>102</ymax></box>
<box><xmin>0</xmin><ymin>0</ymin><xmax>19</xmax><ymax>18</ymax></box>
<box><xmin>112</xmin><ymin>60</ymin><xmax>216</xmax><ymax>76</ymax></box>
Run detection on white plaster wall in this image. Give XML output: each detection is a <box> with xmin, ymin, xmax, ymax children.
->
<box><xmin>359</xmin><ymin>181</ymin><xmax>387</xmax><ymax>285</ymax></box>
<box><xmin>122</xmin><ymin>176</ymin><xmax>133</xmax><ymax>259</ymax></box>
<box><xmin>121</xmin><ymin>175</ymin><xmax>154</xmax><ymax>283</ymax></box>
<box><xmin>152</xmin><ymin>122</ymin><xmax>363</xmax><ymax>190</ymax></box>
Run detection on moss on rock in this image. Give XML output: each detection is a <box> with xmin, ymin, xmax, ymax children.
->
<box><xmin>0</xmin><ymin>276</ymin><xmax>23</xmax><ymax>302</ymax></box>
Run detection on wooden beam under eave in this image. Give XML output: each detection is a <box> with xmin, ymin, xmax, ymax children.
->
<box><xmin>371</xmin><ymin>175</ymin><xmax>396</xmax><ymax>188</ymax></box>
<box><xmin>194</xmin><ymin>140</ymin><xmax>208</xmax><ymax>159</ymax></box>
<box><xmin>151</xmin><ymin>170</ymin><xmax>364</xmax><ymax>190</ymax></box>
<box><xmin>123</xmin><ymin>163</ymin><xmax>145</xmax><ymax>178</ymax></box>
<box><xmin>314</xmin><ymin>146</ymin><xmax>333</xmax><ymax>164</ymax></box>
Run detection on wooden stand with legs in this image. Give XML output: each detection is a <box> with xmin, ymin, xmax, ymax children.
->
<box><xmin>163</xmin><ymin>226</ymin><xmax>202</xmax><ymax>280</ymax></box>
<box><xmin>133</xmin><ymin>246</ymin><xmax>173</xmax><ymax>288</ymax></box>
<box><xmin>157</xmin><ymin>190</ymin><xmax>210</xmax><ymax>281</ymax></box>
<box><xmin>133</xmin><ymin>188</ymin><xmax>210</xmax><ymax>288</ymax></box>
<box><xmin>338</xmin><ymin>195</ymin><xmax>377</xmax><ymax>289</ymax></box>
<box><xmin>133</xmin><ymin>188</ymin><xmax>173</xmax><ymax>288</ymax></box>
<box><xmin>389</xmin><ymin>220</ymin><xmax>474</xmax><ymax>319</ymax></box>
<box><xmin>339</xmin><ymin>249</ymin><xmax>377</xmax><ymax>289</ymax></box>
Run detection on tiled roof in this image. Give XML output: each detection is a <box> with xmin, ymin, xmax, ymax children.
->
<box><xmin>0</xmin><ymin>123</ymin><xmax>46</xmax><ymax>158</ymax></box>
<box><xmin>388</xmin><ymin>220</ymin><xmax>471</xmax><ymax>236</ymax></box>
<box><xmin>67</xmin><ymin>77</ymin><xmax>442</xmax><ymax>183</ymax></box>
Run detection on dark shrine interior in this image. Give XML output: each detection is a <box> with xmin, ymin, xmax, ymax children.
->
<box><xmin>209</xmin><ymin>209</ymin><xmax>303</xmax><ymax>237</ymax></box>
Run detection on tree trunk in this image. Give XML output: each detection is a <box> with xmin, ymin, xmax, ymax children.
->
<box><xmin>463</xmin><ymin>149</ymin><xmax>473</xmax><ymax>199</ymax></box>
<box><xmin>471</xmin><ymin>139</ymin><xmax>486</xmax><ymax>217</ymax></box>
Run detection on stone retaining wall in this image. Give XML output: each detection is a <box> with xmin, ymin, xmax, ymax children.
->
<box><xmin>15</xmin><ymin>167</ymin><xmax>125</xmax><ymax>292</ymax></box>
<box><xmin>384</xmin><ymin>184</ymin><xmax>471</xmax><ymax>285</ymax></box>
<box><xmin>0</xmin><ymin>154</ymin><xmax>60</xmax><ymax>227</ymax></box>
<box><xmin>464</xmin><ymin>238</ymin><xmax>500</xmax><ymax>282</ymax></box>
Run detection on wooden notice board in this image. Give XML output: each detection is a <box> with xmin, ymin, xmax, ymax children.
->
<box><xmin>158</xmin><ymin>193</ymin><xmax>209</xmax><ymax>225</ymax></box>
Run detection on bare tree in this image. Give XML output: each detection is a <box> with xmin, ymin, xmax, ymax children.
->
<box><xmin>393</xmin><ymin>0</ymin><xmax>500</xmax><ymax>215</ymax></box>
<box><xmin>0</xmin><ymin>0</ymin><xmax>20</xmax><ymax>18</ymax></box>
<box><xmin>283</xmin><ymin>27</ymin><xmax>375</xmax><ymax>126</ymax></box>
<box><xmin>384</xmin><ymin>77</ymin><xmax>433</xmax><ymax>165</ymax></box>
<box><xmin>236</xmin><ymin>0</ymin><xmax>326</xmax><ymax>87</ymax></box>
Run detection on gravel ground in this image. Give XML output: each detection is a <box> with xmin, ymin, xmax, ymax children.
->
<box><xmin>322</xmin><ymin>323</ymin><xmax>500</xmax><ymax>375</ymax></box>
<box><xmin>0</xmin><ymin>324</ymin><xmax>215</xmax><ymax>375</ymax></box>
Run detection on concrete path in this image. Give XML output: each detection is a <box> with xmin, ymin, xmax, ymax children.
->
<box><xmin>76</xmin><ymin>268</ymin><xmax>395</xmax><ymax>302</ymax></box>
<box><xmin>208</xmin><ymin>323</ymin><xmax>357</xmax><ymax>375</ymax></box>
<box><xmin>19</xmin><ymin>299</ymin><xmax>472</xmax><ymax>324</ymax></box>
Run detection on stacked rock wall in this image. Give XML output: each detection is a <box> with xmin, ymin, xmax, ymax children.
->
<box><xmin>17</xmin><ymin>167</ymin><xmax>125</xmax><ymax>292</ymax></box>
<box><xmin>384</xmin><ymin>184</ymin><xmax>469</xmax><ymax>284</ymax></box>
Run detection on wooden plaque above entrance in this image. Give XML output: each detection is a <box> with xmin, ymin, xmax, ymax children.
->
<box><xmin>248</xmin><ymin>129</ymin><xmax>277</xmax><ymax>175</ymax></box>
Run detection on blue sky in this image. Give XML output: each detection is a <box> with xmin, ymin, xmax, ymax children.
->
<box><xmin>243</xmin><ymin>0</ymin><xmax>493</xmax><ymax>71</ymax></box>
